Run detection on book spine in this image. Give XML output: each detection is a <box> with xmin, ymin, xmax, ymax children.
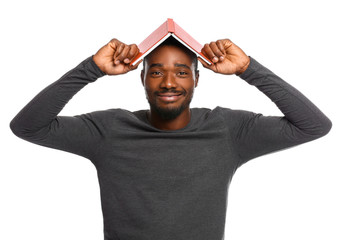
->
<box><xmin>167</xmin><ymin>18</ymin><xmax>175</xmax><ymax>33</ymax></box>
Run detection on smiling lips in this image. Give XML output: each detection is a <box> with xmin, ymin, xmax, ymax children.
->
<box><xmin>157</xmin><ymin>92</ymin><xmax>183</xmax><ymax>102</ymax></box>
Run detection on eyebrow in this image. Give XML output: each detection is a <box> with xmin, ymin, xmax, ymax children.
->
<box><xmin>175</xmin><ymin>63</ymin><xmax>190</xmax><ymax>69</ymax></box>
<box><xmin>149</xmin><ymin>63</ymin><xmax>191</xmax><ymax>69</ymax></box>
<box><xmin>149</xmin><ymin>63</ymin><xmax>163</xmax><ymax>69</ymax></box>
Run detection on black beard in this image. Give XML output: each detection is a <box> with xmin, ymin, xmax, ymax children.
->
<box><xmin>147</xmin><ymin>89</ymin><xmax>194</xmax><ymax>120</ymax></box>
<box><xmin>150</xmin><ymin>102</ymin><xmax>188</xmax><ymax>120</ymax></box>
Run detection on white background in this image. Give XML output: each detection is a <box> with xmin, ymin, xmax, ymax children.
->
<box><xmin>1</xmin><ymin>0</ymin><xmax>338</xmax><ymax>239</ymax></box>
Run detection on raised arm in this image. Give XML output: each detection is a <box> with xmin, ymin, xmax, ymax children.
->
<box><xmin>10</xmin><ymin>39</ymin><xmax>142</xmax><ymax>159</ymax></box>
<box><xmin>199</xmin><ymin>39</ymin><xmax>332</xmax><ymax>164</ymax></box>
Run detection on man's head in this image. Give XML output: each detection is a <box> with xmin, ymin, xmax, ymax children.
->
<box><xmin>142</xmin><ymin>37</ymin><xmax>199</xmax><ymax>74</ymax></box>
<box><xmin>141</xmin><ymin>37</ymin><xmax>199</xmax><ymax>120</ymax></box>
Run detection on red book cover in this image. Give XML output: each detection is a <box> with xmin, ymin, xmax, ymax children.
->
<box><xmin>131</xmin><ymin>19</ymin><xmax>212</xmax><ymax>65</ymax></box>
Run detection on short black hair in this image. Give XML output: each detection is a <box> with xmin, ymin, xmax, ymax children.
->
<box><xmin>142</xmin><ymin>36</ymin><xmax>198</xmax><ymax>73</ymax></box>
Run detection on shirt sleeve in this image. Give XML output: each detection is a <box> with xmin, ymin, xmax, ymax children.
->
<box><xmin>220</xmin><ymin>57</ymin><xmax>332</xmax><ymax>166</ymax></box>
<box><xmin>10</xmin><ymin>56</ymin><xmax>106</xmax><ymax>160</ymax></box>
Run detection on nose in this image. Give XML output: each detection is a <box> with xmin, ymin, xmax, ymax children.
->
<box><xmin>160</xmin><ymin>73</ymin><xmax>178</xmax><ymax>89</ymax></box>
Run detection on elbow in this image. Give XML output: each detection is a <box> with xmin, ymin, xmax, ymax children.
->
<box><xmin>320</xmin><ymin>116</ymin><xmax>332</xmax><ymax>137</ymax></box>
<box><xmin>309</xmin><ymin>116</ymin><xmax>333</xmax><ymax>140</ymax></box>
<box><xmin>10</xmin><ymin>116</ymin><xmax>31</xmax><ymax>139</ymax></box>
<box><xmin>10</xmin><ymin>117</ymin><xmax>23</xmax><ymax>138</ymax></box>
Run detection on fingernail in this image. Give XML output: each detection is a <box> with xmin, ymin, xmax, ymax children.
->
<box><xmin>115</xmin><ymin>60</ymin><xmax>120</xmax><ymax>64</ymax></box>
<box><xmin>220</xmin><ymin>56</ymin><xmax>224</xmax><ymax>61</ymax></box>
<box><xmin>124</xmin><ymin>58</ymin><xmax>130</xmax><ymax>63</ymax></box>
<box><xmin>213</xmin><ymin>57</ymin><xmax>218</xmax><ymax>63</ymax></box>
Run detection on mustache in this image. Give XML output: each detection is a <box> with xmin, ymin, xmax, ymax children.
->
<box><xmin>155</xmin><ymin>89</ymin><xmax>186</xmax><ymax>95</ymax></box>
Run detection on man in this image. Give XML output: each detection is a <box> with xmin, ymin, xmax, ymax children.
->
<box><xmin>10</xmin><ymin>36</ymin><xmax>332</xmax><ymax>240</ymax></box>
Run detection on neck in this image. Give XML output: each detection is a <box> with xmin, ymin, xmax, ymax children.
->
<box><xmin>147</xmin><ymin>108</ymin><xmax>191</xmax><ymax>131</ymax></box>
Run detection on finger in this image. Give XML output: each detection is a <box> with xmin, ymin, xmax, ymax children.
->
<box><xmin>202</xmin><ymin>44</ymin><xmax>218</xmax><ymax>63</ymax></box>
<box><xmin>108</xmin><ymin>38</ymin><xmax>120</xmax><ymax>52</ymax></box>
<box><xmin>116</xmin><ymin>45</ymin><xmax>131</xmax><ymax>64</ymax></box>
<box><xmin>125</xmin><ymin>44</ymin><xmax>139</xmax><ymax>63</ymax></box>
<box><xmin>220</xmin><ymin>39</ymin><xmax>234</xmax><ymax>56</ymax></box>
<box><xmin>222</xmin><ymin>39</ymin><xmax>233</xmax><ymax>49</ymax></box>
<box><xmin>216</xmin><ymin>40</ymin><xmax>226</xmax><ymax>61</ymax></box>
<box><xmin>216</xmin><ymin>40</ymin><xmax>226</xmax><ymax>54</ymax></box>
<box><xmin>210</xmin><ymin>42</ymin><xmax>225</xmax><ymax>62</ymax></box>
<box><xmin>113</xmin><ymin>43</ymin><xmax>125</xmax><ymax>64</ymax></box>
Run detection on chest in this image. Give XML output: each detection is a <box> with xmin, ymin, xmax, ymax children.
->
<box><xmin>94</xmin><ymin>129</ymin><xmax>238</xmax><ymax>182</ymax></box>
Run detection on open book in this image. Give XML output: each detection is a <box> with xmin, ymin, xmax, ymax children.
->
<box><xmin>131</xmin><ymin>18</ymin><xmax>212</xmax><ymax>66</ymax></box>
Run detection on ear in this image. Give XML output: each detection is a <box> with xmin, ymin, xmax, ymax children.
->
<box><xmin>194</xmin><ymin>70</ymin><xmax>199</xmax><ymax>88</ymax></box>
<box><xmin>140</xmin><ymin>69</ymin><xmax>145</xmax><ymax>87</ymax></box>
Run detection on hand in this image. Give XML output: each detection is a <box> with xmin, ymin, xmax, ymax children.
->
<box><xmin>93</xmin><ymin>38</ymin><xmax>142</xmax><ymax>75</ymax></box>
<box><xmin>198</xmin><ymin>39</ymin><xmax>250</xmax><ymax>75</ymax></box>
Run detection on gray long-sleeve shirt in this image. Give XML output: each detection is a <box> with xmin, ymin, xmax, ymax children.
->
<box><xmin>10</xmin><ymin>56</ymin><xmax>332</xmax><ymax>240</ymax></box>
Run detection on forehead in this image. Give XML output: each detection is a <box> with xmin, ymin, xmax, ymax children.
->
<box><xmin>145</xmin><ymin>45</ymin><xmax>194</xmax><ymax>69</ymax></box>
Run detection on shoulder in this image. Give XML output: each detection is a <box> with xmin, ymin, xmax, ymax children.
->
<box><xmin>76</xmin><ymin>108</ymin><xmax>138</xmax><ymax>126</ymax></box>
<box><xmin>81</xmin><ymin>108</ymin><xmax>126</xmax><ymax>119</ymax></box>
<box><xmin>189</xmin><ymin>106</ymin><xmax>258</xmax><ymax>124</ymax></box>
<box><xmin>186</xmin><ymin>107</ymin><xmax>256</xmax><ymax>131</ymax></box>
<box><xmin>210</xmin><ymin>107</ymin><xmax>260</xmax><ymax>130</ymax></box>
<box><xmin>213</xmin><ymin>106</ymin><xmax>257</xmax><ymax>119</ymax></box>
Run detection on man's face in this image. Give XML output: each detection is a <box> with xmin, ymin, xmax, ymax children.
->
<box><xmin>141</xmin><ymin>45</ymin><xmax>199</xmax><ymax>120</ymax></box>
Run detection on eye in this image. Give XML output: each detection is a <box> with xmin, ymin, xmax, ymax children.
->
<box><xmin>178</xmin><ymin>71</ymin><xmax>188</xmax><ymax>76</ymax></box>
<box><xmin>150</xmin><ymin>71</ymin><xmax>162</xmax><ymax>76</ymax></box>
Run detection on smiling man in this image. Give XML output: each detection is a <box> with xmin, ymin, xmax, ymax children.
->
<box><xmin>141</xmin><ymin>38</ymin><xmax>199</xmax><ymax>129</ymax></box>
<box><xmin>10</xmin><ymin>36</ymin><xmax>331</xmax><ymax>240</ymax></box>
